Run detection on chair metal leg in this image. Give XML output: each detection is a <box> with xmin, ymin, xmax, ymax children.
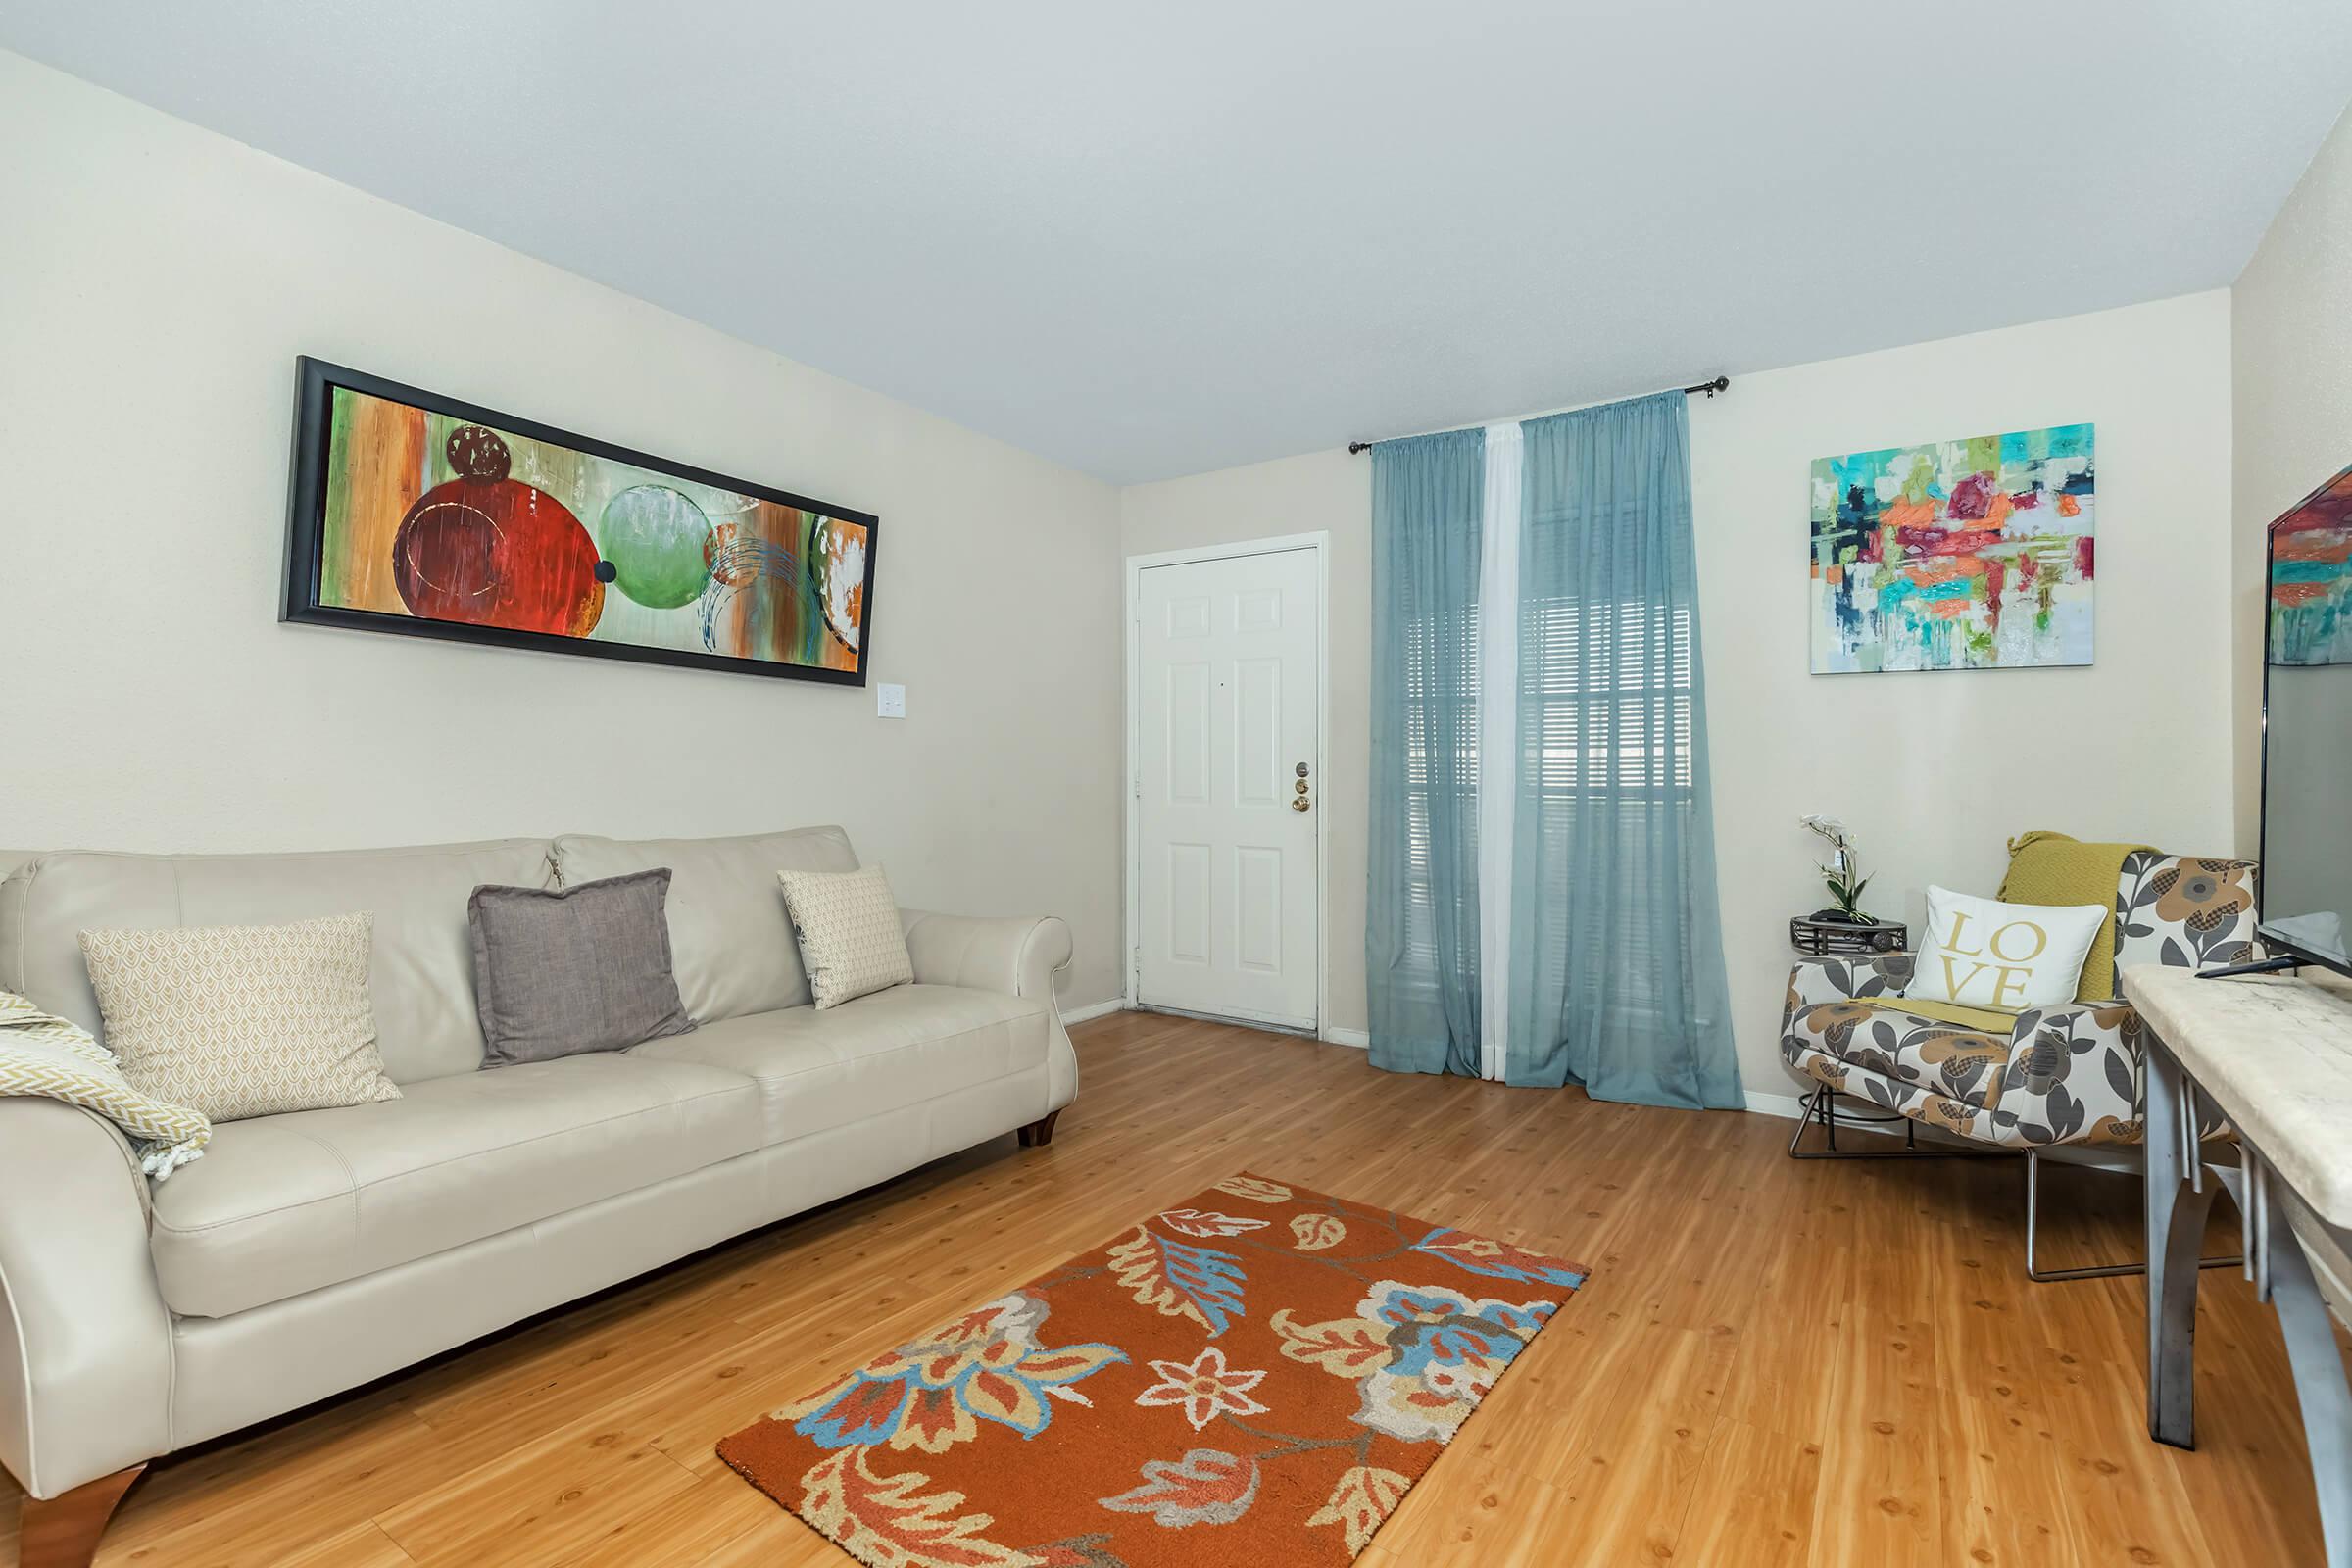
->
<box><xmin>1786</xmin><ymin>1085</ymin><xmax>2001</xmax><ymax>1160</ymax></box>
<box><xmin>2023</xmin><ymin>1149</ymin><xmax>2242</xmax><ymax>1283</ymax></box>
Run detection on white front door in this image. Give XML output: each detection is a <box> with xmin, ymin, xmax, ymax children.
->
<box><xmin>1135</xmin><ymin>547</ymin><xmax>1320</xmax><ymax>1028</ymax></box>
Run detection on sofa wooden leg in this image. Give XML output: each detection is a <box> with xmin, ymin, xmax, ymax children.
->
<box><xmin>20</xmin><ymin>1462</ymin><xmax>144</xmax><ymax>1568</ymax></box>
<box><xmin>1017</xmin><ymin>1110</ymin><xmax>1061</xmax><ymax>1149</ymax></box>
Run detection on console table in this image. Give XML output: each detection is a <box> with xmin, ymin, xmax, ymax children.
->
<box><xmin>2126</xmin><ymin>963</ymin><xmax>2352</xmax><ymax>1564</ymax></box>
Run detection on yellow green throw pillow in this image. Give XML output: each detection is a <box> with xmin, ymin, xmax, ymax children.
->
<box><xmin>1997</xmin><ymin>830</ymin><xmax>2153</xmax><ymax>1002</ymax></box>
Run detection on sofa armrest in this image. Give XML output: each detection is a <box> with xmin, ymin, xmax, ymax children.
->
<box><xmin>0</xmin><ymin>1100</ymin><xmax>173</xmax><ymax>1498</ymax></box>
<box><xmin>899</xmin><ymin>911</ymin><xmax>1078</xmax><ymax>1113</ymax></box>
<box><xmin>899</xmin><ymin>909</ymin><xmax>1073</xmax><ymax>1005</ymax></box>
<box><xmin>1785</xmin><ymin>953</ymin><xmax>1915</xmax><ymax>1019</ymax></box>
<box><xmin>1994</xmin><ymin>999</ymin><xmax>2163</xmax><ymax>1146</ymax></box>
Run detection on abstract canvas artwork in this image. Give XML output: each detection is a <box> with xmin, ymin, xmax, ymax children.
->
<box><xmin>2267</xmin><ymin>462</ymin><xmax>2352</xmax><ymax>666</ymax></box>
<box><xmin>284</xmin><ymin>360</ymin><xmax>877</xmax><ymax>683</ymax></box>
<box><xmin>1809</xmin><ymin>423</ymin><xmax>2094</xmax><ymax>674</ymax></box>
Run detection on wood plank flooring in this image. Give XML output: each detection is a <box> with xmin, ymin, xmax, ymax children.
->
<box><xmin>2</xmin><ymin>1009</ymin><xmax>2333</xmax><ymax>1565</ymax></box>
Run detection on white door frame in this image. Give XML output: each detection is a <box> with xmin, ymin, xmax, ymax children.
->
<box><xmin>1125</xmin><ymin>531</ymin><xmax>1332</xmax><ymax>1037</ymax></box>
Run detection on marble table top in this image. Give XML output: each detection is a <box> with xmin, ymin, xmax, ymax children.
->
<box><xmin>2124</xmin><ymin>963</ymin><xmax>2352</xmax><ymax>1227</ymax></box>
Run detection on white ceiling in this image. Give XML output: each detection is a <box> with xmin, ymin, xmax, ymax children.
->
<box><xmin>7</xmin><ymin>3</ymin><xmax>2351</xmax><ymax>483</ymax></box>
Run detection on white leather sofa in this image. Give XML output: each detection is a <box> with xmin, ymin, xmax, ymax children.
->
<box><xmin>0</xmin><ymin>826</ymin><xmax>1075</xmax><ymax>1566</ymax></box>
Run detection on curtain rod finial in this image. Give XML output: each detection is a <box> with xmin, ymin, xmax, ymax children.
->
<box><xmin>1349</xmin><ymin>372</ymin><xmax>1729</xmax><ymax>454</ymax></box>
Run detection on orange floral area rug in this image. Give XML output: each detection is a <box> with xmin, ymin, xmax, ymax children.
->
<box><xmin>717</xmin><ymin>1172</ymin><xmax>1590</xmax><ymax>1567</ymax></box>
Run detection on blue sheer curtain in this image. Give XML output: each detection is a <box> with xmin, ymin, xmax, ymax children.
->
<box><xmin>1504</xmin><ymin>394</ymin><xmax>1741</xmax><ymax>1108</ymax></box>
<box><xmin>1367</xmin><ymin>428</ymin><xmax>1485</xmax><ymax>1075</ymax></box>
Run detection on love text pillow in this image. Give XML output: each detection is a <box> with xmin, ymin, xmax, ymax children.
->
<box><xmin>1905</xmin><ymin>886</ymin><xmax>2108</xmax><ymax>1012</ymax></box>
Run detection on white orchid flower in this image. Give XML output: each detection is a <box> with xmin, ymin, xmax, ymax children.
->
<box><xmin>1798</xmin><ymin>812</ymin><xmax>1873</xmax><ymax>921</ymax></box>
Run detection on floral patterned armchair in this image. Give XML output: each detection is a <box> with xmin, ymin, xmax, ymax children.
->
<box><xmin>1782</xmin><ymin>852</ymin><xmax>2260</xmax><ymax>1152</ymax></box>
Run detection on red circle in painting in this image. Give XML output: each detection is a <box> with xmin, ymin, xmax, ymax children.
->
<box><xmin>392</xmin><ymin>460</ymin><xmax>605</xmax><ymax>637</ymax></box>
<box><xmin>393</xmin><ymin>500</ymin><xmax>501</xmax><ymax>606</ymax></box>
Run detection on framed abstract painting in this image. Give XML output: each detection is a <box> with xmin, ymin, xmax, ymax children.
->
<box><xmin>1808</xmin><ymin>422</ymin><xmax>2093</xmax><ymax>674</ymax></box>
<box><xmin>2267</xmin><ymin>461</ymin><xmax>2352</xmax><ymax>666</ymax></box>
<box><xmin>283</xmin><ymin>359</ymin><xmax>878</xmax><ymax>684</ymax></box>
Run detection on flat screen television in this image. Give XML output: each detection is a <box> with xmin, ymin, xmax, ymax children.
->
<box><xmin>2259</xmin><ymin>460</ymin><xmax>2352</xmax><ymax>977</ymax></box>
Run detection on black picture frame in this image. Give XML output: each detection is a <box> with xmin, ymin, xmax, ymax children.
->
<box><xmin>281</xmin><ymin>357</ymin><xmax>879</xmax><ymax>686</ymax></box>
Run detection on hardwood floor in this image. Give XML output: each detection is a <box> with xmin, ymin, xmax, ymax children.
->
<box><xmin>3</xmin><ymin>1010</ymin><xmax>2331</xmax><ymax>1565</ymax></box>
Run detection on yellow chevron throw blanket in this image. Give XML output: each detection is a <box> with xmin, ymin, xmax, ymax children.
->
<box><xmin>1859</xmin><ymin>997</ymin><xmax>2021</xmax><ymax>1033</ymax></box>
<box><xmin>1998</xmin><ymin>831</ymin><xmax>2154</xmax><ymax>1003</ymax></box>
<box><xmin>0</xmin><ymin>990</ymin><xmax>210</xmax><ymax>1179</ymax></box>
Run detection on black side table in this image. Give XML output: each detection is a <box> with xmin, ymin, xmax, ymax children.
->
<box><xmin>1788</xmin><ymin>914</ymin><xmax>1906</xmax><ymax>956</ymax></box>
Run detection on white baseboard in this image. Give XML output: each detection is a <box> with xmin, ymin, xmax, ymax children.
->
<box><xmin>1062</xmin><ymin>1009</ymin><xmax>1817</xmax><ymax>1116</ymax></box>
<box><xmin>1065</xmin><ymin>1013</ymin><xmax>1823</xmax><ymax>1119</ymax></box>
<box><xmin>1313</xmin><ymin>1046</ymin><xmax>1812</xmax><ymax>1108</ymax></box>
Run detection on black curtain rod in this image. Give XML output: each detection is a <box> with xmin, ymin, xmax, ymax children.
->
<box><xmin>1347</xmin><ymin>375</ymin><xmax>1730</xmax><ymax>454</ymax></box>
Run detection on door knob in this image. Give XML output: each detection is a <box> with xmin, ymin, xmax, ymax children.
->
<box><xmin>1291</xmin><ymin>797</ymin><xmax>1310</xmax><ymax>812</ymax></box>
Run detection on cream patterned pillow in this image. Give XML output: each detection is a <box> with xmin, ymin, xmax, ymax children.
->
<box><xmin>776</xmin><ymin>864</ymin><xmax>914</xmax><ymax>1009</ymax></box>
<box><xmin>77</xmin><ymin>911</ymin><xmax>401</xmax><ymax>1122</ymax></box>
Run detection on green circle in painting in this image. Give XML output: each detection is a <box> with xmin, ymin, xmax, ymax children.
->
<box><xmin>599</xmin><ymin>485</ymin><xmax>713</xmax><ymax>609</ymax></box>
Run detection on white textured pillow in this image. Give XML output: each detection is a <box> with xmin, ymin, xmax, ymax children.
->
<box><xmin>1906</xmin><ymin>886</ymin><xmax>2108</xmax><ymax>1012</ymax></box>
<box><xmin>77</xmin><ymin>911</ymin><xmax>401</xmax><ymax>1122</ymax></box>
<box><xmin>776</xmin><ymin>864</ymin><xmax>914</xmax><ymax>1009</ymax></box>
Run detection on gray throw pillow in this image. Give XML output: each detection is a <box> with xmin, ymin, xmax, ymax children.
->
<box><xmin>467</xmin><ymin>870</ymin><xmax>697</xmax><ymax>1066</ymax></box>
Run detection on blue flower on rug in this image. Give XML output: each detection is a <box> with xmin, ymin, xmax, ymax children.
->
<box><xmin>1367</xmin><ymin>1285</ymin><xmax>1550</xmax><ymax>1378</ymax></box>
<box><xmin>1273</xmin><ymin>1279</ymin><xmax>1558</xmax><ymax>1445</ymax></box>
<box><xmin>779</xmin><ymin>1291</ymin><xmax>1125</xmax><ymax>1454</ymax></box>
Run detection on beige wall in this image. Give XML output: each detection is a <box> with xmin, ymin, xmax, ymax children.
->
<box><xmin>1121</xmin><ymin>293</ymin><xmax>2238</xmax><ymax>1098</ymax></box>
<box><xmin>2233</xmin><ymin>105</ymin><xmax>2352</xmax><ymax>855</ymax></box>
<box><xmin>0</xmin><ymin>53</ymin><xmax>1127</xmax><ymax>1008</ymax></box>
<box><xmin>1695</xmin><ymin>292</ymin><xmax>2234</xmax><ymax>1099</ymax></box>
<box><xmin>0</xmin><ymin>41</ymin><xmax>2278</xmax><ymax>1068</ymax></box>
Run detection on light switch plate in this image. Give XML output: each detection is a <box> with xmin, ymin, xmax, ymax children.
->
<box><xmin>876</xmin><ymin>682</ymin><xmax>906</xmax><ymax>719</ymax></box>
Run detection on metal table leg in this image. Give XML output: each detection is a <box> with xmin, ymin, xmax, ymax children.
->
<box><xmin>2248</xmin><ymin>1156</ymin><xmax>2352</xmax><ymax>1566</ymax></box>
<box><xmin>2143</xmin><ymin>1037</ymin><xmax>2214</xmax><ymax>1449</ymax></box>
